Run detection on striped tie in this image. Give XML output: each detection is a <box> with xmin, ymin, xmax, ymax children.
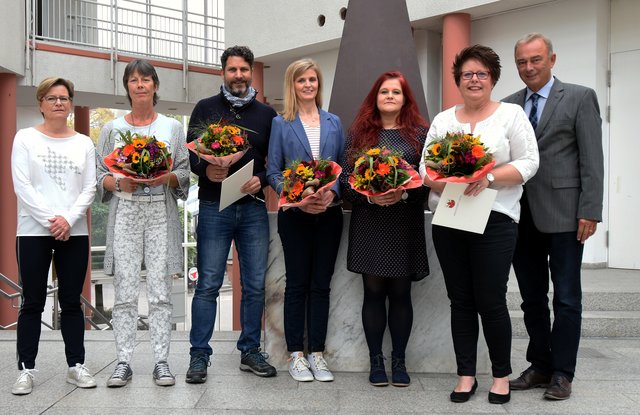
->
<box><xmin>529</xmin><ymin>93</ymin><xmax>540</xmax><ymax>130</ymax></box>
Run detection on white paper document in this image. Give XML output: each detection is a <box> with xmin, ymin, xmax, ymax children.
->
<box><xmin>219</xmin><ymin>160</ymin><xmax>254</xmax><ymax>212</ymax></box>
<box><xmin>432</xmin><ymin>182</ymin><xmax>498</xmax><ymax>234</ymax></box>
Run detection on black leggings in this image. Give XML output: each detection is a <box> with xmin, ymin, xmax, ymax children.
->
<box><xmin>16</xmin><ymin>236</ymin><xmax>89</xmax><ymax>369</ymax></box>
<box><xmin>361</xmin><ymin>274</ymin><xmax>413</xmax><ymax>359</ymax></box>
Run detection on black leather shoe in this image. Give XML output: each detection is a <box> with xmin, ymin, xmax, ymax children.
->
<box><xmin>488</xmin><ymin>390</ymin><xmax>511</xmax><ymax>404</ymax></box>
<box><xmin>450</xmin><ymin>379</ymin><xmax>478</xmax><ymax>403</ymax></box>
<box><xmin>509</xmin><ymin>367</ymin><xmax>551</xmax><ymax>390</ymax></box>
<box><xmin>543</xmin><ymin>373</ymin><xmax>572</xmax><ymax>400</ymax></box>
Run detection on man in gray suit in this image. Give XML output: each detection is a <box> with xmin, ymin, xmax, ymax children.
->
<box><xmin>503</xmin><ymin>33</ymin><xmax>604</xmax><ymax>400</ymax></box>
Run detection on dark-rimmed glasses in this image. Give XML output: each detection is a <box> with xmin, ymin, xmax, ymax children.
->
<box><xmin>461</xmin><ymin>71</ymin><xmax>490</xmax><ymax>81</ymax></box>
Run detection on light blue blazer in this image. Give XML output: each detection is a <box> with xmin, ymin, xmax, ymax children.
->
<box><xmin>267</xmin><ymin>109</ymin><xmax>345</xmax><ymax>197</ymax></box>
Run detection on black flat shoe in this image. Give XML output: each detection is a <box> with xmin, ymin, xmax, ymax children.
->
<box><xmin>450</xmin><ymin>379</ymin><xmax>478</xmax><ymax>403</ymax></box>
<box><xmin>488</xmin><ymin>390</ymin><xmax>511</xmax><ymax>404</ymax></box>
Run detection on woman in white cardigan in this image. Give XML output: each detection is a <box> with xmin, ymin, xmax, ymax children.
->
<box><xmin>96</xmin><ymin>59</ymin><xmax>190</xmax><ymax>388</ymax></box>
<box><xmin>11</xmin><ymin>77</ymin><xmax>97</xmax><ymax>395</ymax></box>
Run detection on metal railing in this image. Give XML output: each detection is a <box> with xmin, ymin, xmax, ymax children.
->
<box><xmin>0</xmin><ymin>272</ymin><xmax>113</xmax><ymax>330</ymax></box>
<box><xmin>30</xmin><ymin>0</ymin><xmax>225</xmax><ymax>68</ymax></box>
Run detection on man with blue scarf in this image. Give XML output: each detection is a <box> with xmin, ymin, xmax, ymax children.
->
<box><xmin>186</xmin><ymin>46</ymin><xmax>277</xmax><ymax>382</ymax></box>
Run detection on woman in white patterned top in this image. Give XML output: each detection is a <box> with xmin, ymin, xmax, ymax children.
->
<box><xmin>96</xmin><ymin>60</ymin><xmax>190</xmax><ymax>388</ymax></box>
<box><xmin>11</xmin><ymin>77</ymin><xmax>97</xmax><ymax>395</ymax></box>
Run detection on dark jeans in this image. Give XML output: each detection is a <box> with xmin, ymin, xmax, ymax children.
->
<box><xmin>190</xmin><ymin>200</ymin><xmax>269</xmax><ymax>356</ymax></box>
<box><xmin>16</xmin><ymin>236</ymin><xmax>89</xmax><ymax>369</ymax></box>
<box><xmin>277</xmin><ymin>206</ymin><xmax>342</xmax><ymax>352</ymax></box>
<box><xmin>432</xmin><ymin>211</ymin><xmax>517</xmax><ymax>378</ymax></box>
<box><xmin>512</xmin><ymin>196</ymin><xmax>583</xmax><ymax>381</ymax></box>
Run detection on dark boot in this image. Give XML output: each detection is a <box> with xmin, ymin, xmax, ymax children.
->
<box><xmin>391</xmin><ymin>353</ymin><xmax>410</xmax><ymax>387</ymax></box>
<box><xmin>369</xmin><ymin>354</ymin><xmax>388</xmax><ymax>386</ymax></box>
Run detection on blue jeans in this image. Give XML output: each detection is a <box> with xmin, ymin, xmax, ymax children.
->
<box><xmin>190</xmin><ymin>200</ymin><xmax>269</xmax><ymax>356</ymax></box>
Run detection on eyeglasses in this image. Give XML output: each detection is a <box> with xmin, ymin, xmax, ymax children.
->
<box><xmin>43</xmin><ymin>95</ymin><xmax>71</xmax><ymax>104</ymax></box>
<box><xmin>461</xmin><ymin>71</ymin><xmax>490</xmax><ymax>81</ymax></box>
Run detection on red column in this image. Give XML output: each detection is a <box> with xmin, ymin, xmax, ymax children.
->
<box><xmin>252</xmin><ymin>61</ymin><xmax>266</xmax><ymax>103</ymax></box>
<box><xmin>442</xmin><ymin>13</ymin><xmax>471</xmax><ymax>109</ymax></box>
<box><xmin>74</xmin><ymin>106</ymin><xmax>93</xmax><ymax>327</ymax></box>
<box><xmin>0</xmin><ymin>74</ymin><xmax>18</xmax><ymax>328</ymax></box>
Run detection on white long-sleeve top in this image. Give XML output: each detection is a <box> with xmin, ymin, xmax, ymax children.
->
<box><xmin>419</xmin><ymin>103</ymin><xmax>539</xmax><ymax>222</ymax></box>
<box><xmin>12</xmin><ymin>127</ymin><xmax>97</xmax><ymax>236</ymax></box>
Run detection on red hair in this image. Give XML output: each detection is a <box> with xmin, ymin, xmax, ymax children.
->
<box><xmin>348</xmin><ymin>71</ymin><xmax>428</xmax><ymax>156</ymax></box>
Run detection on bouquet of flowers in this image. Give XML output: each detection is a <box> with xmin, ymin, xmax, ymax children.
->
<box><xmin>186</xmin><ymin>121</ymin><xmax>251</xmax><ymax>167</ymax></box>
<box><xmin>279</xmin><ymin>159</ymin><xmax>342</xmax><ymax>209</ymax></box>
<box><xmin>423</xmin><ymin>132</ymin><xmax>495</xmax><ymax>183</ymax></box>
<box><xmin>104</xmin><ymin>130</ymin><xmax>172</xmax><ymax>181</ymax></box>
<box><xmin>348</xmin><ymin>147</ymin><xmax>422</xmax><ymax>196</ymax></box>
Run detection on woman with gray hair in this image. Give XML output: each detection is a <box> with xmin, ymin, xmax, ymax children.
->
<box><xmin>96</xmin><ymin>59</ymin><xmax>190</xmax><ymax>387</ymax></box>
<box><xmin>11</xmin><ymin>76</ymin><xmax>97</xmax><ymax>395</ymax></box>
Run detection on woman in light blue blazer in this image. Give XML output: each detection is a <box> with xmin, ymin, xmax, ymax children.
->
<box><xmin>267</xmin><ymin>59</ymin><xmax>345</xmax><ymax>383</ymax></box>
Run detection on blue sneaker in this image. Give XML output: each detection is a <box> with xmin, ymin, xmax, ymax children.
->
<box><xmin>240</xmin><ymin>349</ymin><xmax>277</xmax><ymax>377</ymax></box>
<box><xmin>186</xmin><ymin>353</ymin><xmax>210</xmax><ymax>384</ymax></box>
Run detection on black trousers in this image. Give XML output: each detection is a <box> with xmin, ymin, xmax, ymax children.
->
<box><xmin>277</xmin><ymin>206</ymin><xmax>343</xmax><ymax>352</ymax></box>
<box><xmin>16</xmin><ymin>236</ymin><xmax>89</xmax><ymax>369</ymax></box>
<box><xmin>432</xmin><ymin>211</ymin><xmax>517</xmax><ymax>378</ymax></box>
<box><xmin>512</xmin><ymin>196</ymin><xmax>584</xmax><ymax>381</ymax></box>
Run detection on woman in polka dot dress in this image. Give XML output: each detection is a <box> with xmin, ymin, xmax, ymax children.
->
<box><xmin>340</xmin><ymin>71</ymin><xmax>430</xmax><ymax>387</ymax></box>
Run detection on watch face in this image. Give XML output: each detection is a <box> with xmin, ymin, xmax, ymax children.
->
<box><xmin>401</xmin><ymin>191</ymin><xmax>409</xmax><ymax>200</ymax></box>
<box><xmin>487</xmin><ymin>173</ymin><xmax>495</xmax><ymax>183</ymax></box>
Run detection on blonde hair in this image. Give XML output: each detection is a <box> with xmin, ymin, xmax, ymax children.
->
<box><xmin>282</xmin><ymin>59</ymin><xmax>323</xmax><ymax>121</ymax></box>
<box><xmin>36</xmin><ymin>77</ymin><xmax>75</xmax><ymax>102</ymax></box>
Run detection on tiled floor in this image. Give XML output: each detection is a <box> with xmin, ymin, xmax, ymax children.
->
<box><xmin>1</xmin><ymin>330</ymin><xmax>639</xmax><ymax>414</ymax></box>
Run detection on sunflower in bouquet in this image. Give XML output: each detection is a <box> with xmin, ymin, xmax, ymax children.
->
<box><xmin>104</xmin><ymin>130</ymin><xmax>172</xmax><ymax>179</ymax></box>
<box><xmin>349</xmin><ymin>147</ymin><xmax>420</xmax><ymax>195</ymax></box>
<box><xmin>423</xmin><ymin>132</ymin><xmax>494</xmax><ymax>181</ymax></box>
<box><xmin>186</xmin><ymin>121</ymin><xmax>252</xmax><ymax>166</ymax></box>
<box><xmin>281</xmin><ymin>159</ymin><xmax>341</xmax><ymax>206</ymax></box>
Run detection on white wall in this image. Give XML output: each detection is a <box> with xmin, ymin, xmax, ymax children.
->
<box><xmin>0</xmin><ymin>0</ymin><xmax>25</xmax><ymax>74</ymax></box>
<box><xmin>472</xmin><ymin>0</ymin><xmax>609</xmax><ymax>264</ymax></box>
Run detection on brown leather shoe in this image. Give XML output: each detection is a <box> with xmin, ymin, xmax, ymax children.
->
<box><xmin>509</xmin><ymin>367</ymin><xmax>551</xmax><ymax>390</ymax></box>
<box><xmin>543</xmin><ymin>374</ymin><xmax>572</xmax><ymax>400</ymax></box>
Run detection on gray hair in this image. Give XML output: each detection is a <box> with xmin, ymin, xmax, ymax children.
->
<box><xmin>514</xmin><ymin>32</ymin><xmax>554</xmax><ymax>58</ymax></box>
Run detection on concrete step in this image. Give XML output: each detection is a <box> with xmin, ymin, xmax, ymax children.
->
<box><xmin>510</xmin><ymin>310</ymin><xmax>640</xmax><ymax>337</ymax></box>
<box><xmin>507</xmin><ymin>267</ymin><xmax>640</xmax><ymax>337</ymax></box>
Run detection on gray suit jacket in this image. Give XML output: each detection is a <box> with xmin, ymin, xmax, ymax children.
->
<box><xmin>503</xmin><ymin>78</ymin><xmax>604</xmax><ymax>233</ymax></box>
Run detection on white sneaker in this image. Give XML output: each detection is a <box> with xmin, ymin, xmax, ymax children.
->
<box><xmin>67</xmin><ymin>363</ymin><xmax>97</xmax><ymax>388</ymax></box>
<box><xmin>12</xmin><ymin>364</ymin><xmax>37</xmax><ymax>395</ymax></box>
<box><xmin>307</xmin><ymin>352</ymin><xmax>334</xmax><ymax>382</ymax></box>
<box><xmin>288</xmin><ymin>352</ymin><xmax>314</xmax><ymax>382</ymax></box>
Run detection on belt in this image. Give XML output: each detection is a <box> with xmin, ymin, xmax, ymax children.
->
<box><xmin>129</xmin><ymin>194</ymin><xmax>165</xmax><ymax>202</ymax></box>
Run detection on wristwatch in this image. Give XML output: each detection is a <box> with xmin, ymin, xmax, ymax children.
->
<box><xmin>486</xmin><ymin>173</ymin><xmax>495</xmax><ymax>187</ymax></box>
<box><xmin>401</xmin><ymin>190</ymin><xmax>409</xmax><ymax>201</ymax></box>
<box><xmin>114</xmin><ymin>177</ymin><xmax>122</xmax><ymax>192</ymax></box>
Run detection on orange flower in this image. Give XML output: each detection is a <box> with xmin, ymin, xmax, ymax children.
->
<box><xmin>376</xmin><ymin>163</ymin><xmax>391</xmax><ymax>176</ymax></box>
<box><xmin>132</xmin><ymin>138</ymin><xmax>146</xmax><ymax>150</ymax></box>
<box><xmin>122</xmin><ymin>144</ymin><xmax>135</xmax><ymax>156</ymax></box>
<box><xmin>289</xmin><ymin>180</ymin><xmax>304</xmax><ymax>197</ymax></box>
<box><xmin>471</xmin><ymin>145</ymin><xmax>485</xmax><ymax>158</ymax></box>
<box><xmin>232</xmin><ymin>135</ymin><xmax>244</xmax><ymax>145</ymax></box>
<box><xmin>430</xmin><ymin>143</ymin><xmax>441</xmax><ymax>156</ymax></box>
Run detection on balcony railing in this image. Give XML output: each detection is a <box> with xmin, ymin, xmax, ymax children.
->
<box><xmin>30</xmin><ymin>0</ymin><xmax>225</xmax><ymax>68</ymax></box>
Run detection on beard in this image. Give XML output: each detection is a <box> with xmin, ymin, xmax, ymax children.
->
<box><xmin>226</xmin><ymin>80</ymin><xmax>250</xmax><ymax>97</ymax></box>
